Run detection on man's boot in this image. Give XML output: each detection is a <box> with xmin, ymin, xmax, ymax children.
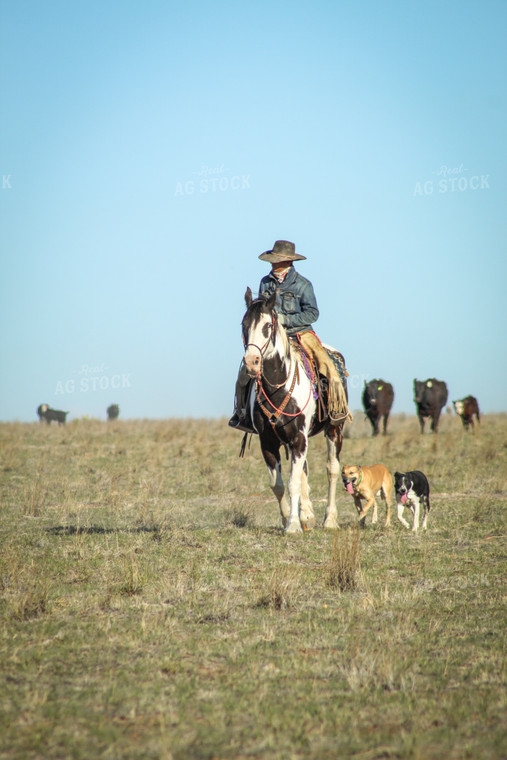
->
<box><xmin>228</xmin><ymin>380</ymin><xmax>255</xmax><ymax>432</ymax></box>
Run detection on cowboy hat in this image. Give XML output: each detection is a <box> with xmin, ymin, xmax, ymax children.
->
<box><xmin>258</xmin><ymin>240</ymin><xmax>306</xmax><ymax>263</ymax></box>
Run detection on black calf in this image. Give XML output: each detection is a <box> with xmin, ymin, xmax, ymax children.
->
<box><xmin>37</xmin><ymin>404</ymin><xmax>69</xmax><ymax>425</ymax></box>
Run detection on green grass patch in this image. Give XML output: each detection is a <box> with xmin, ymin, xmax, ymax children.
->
<box><xmin>0</xmin><ymin>415</ymin><xmax>505</xmax><ymax>758</ymax></box>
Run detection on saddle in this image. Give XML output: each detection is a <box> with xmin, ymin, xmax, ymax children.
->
<box><xmin>290</xmin><ymin>338</ymin><xmax>349</xmax><ymax>419</ymax></box>
<box><xmin>320</xmin><ymin>343</ymin><xmax>348</xmax><ymax>385</ymax></box>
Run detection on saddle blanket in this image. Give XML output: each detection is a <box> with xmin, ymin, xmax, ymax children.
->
<box><xmin>321</xmin><ymin>343</ymin><xmax>348</xmax><ymax>387</ymax></box>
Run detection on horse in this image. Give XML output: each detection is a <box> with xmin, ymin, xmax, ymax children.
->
<box><xmin>241</xmin><ymin>287</ymin><xmax>349</xmax><ymax>534</ymax></box>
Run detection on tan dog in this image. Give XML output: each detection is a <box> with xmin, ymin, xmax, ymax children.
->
<box><xmin>342</xmin><ymin>464</ymin><xmax>393</xmax><ymax>526</ymax></box>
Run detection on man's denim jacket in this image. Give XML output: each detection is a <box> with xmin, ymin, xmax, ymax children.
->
<box><xmin>258</xmin><ymin>266</ymin><xmax>319</xmax><ymax>337</ymax></box>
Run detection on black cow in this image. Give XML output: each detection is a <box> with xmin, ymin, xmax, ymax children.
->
<box><xmin>107</xmin><ymin>404</ymin><xmax>120</xmax><ymax>421</ymax></box>
<box><xmin>362</xmin><ymin>379</ymin><xmax>394</xmax><ymax>436</ymax></box>
<box><xmin>413</xmin><ymin>379</ymin><xmax>448</xmax><ymax>433</ymax></box>
<box><xmin>453</xmin><ymin>396</ymin><xmax>480</xmax><ymax>430</ymax></box>
<box><xmin>37</xmin><ymin>404</ymin><xmax>69</xmax><ymax>425</ymax></box>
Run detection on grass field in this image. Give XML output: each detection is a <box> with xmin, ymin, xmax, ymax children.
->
<box><xmin>0</xmin><ymin>413</ymin><xmax>506</xmax><ymax>759</ymax></box>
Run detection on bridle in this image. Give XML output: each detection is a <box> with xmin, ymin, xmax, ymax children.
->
<box><xmin>243</xmin><ymin>307</ymin><xmax>314</xmax><ymax>431</ymax></box>
<box><xmin>243</xmin><ymin>310</ymin><xmax>277</xmax><ymax>360</ymax></box>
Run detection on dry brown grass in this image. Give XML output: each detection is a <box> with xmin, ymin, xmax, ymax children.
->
<box><xmin>327</xmin><ymin>526</ymin><xmax>361</xmax><ymax>591</ymax></box>
<box><xmin>0</xmin><ymin>414</ymin><xmax>505</xmax><ymax>760</ymax></box>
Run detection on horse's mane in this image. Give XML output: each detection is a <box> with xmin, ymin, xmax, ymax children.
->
<box><xmin>247</xmin><ymin>294</ymin><xmax>292</xmax><ymax>360</ymax></box>
<box><xmin>277</xmin><ymin>315</ymin><xmax>291</xmax><ymax>358</ymax></box>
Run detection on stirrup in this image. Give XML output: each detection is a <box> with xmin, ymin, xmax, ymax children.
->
<box><xmin>229</xmin><ymin>415</ymin><xmax>255</xmax><ymax>433</ymax></box>
<box><xmin>329</xmin><ymin>410</ymin><xmax>351</xmax><ymax>423</ymax></box>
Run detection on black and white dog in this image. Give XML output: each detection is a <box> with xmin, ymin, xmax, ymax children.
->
<box><xmin>394</xmin><ymin>471</ymin><xmax>431</xmax><ymax>532</ymax></box>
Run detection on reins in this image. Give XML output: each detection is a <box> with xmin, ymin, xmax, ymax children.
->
<box><xmin>253</xmin><ymin>333</ymin><xmax>314</xmax><ymax>430</ymax></box>
<box><xmin>257</xmin><ymin>362</ymin><xmax>299</xmax><ymax>421</ymax></box>
<box><xmin>244</xmin><ymin>340</ymin><xmax>292</xmax><ymax>390</ymax></box>
<box><xmin>256</xmin><ymin>362</ymin><xmax>314</xmax><ymax>421</ymax></box>
<box><xmin>244</xmin><ymin>304</ymin><xmax>316</xmax><ymax>439</ymax></box>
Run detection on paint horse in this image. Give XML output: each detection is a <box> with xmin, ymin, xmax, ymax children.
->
<box><xmin>241</xmin><ymin>287</ymin><xmax>348</xmax><ymax>534</ymax></box>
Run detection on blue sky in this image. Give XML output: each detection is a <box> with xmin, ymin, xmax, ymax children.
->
<box><xmin>1</xmin><ymin>0</ymin><xmax>506</xmax><ymax>421</ymax></box>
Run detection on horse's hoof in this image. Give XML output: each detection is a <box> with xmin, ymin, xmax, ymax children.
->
<box><xmin>323</xmin><ymin>518</ymin><xmax>338</xmax><ymax>529</ymax></box>
<box><xmin>285</xmin><ymin>523</ymin><xmax>303</xmax><ymax>535</ymax></box>
<box><xmin>301</xmin><ymin>517</ymin><xmax>316</xmax><ymax>531</ymax></box>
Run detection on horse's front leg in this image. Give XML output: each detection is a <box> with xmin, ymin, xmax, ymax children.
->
<box><xmin>300</xmin><ymin>460</ymin><xmax>316</xmax><ymax>531</ymax></box>
<box><xmin>261</xmin><ymin>443</ymin><xmax>290</xmax><ymax>528</ymax></box>
<box><xmin>323</xmin><ymin>429</ymin><xmax>341</xmax><ymax>529</ymax></box>
<box><xmin>285</xmin><ymin>449</ymin><xmax>306</xmax><ymax>534</ymax></box>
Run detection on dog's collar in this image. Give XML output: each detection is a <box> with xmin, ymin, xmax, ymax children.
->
<box><xmin>355</xmin><ymin>467</ymin><xmax>363</xmax><ymax>487</ymax></box>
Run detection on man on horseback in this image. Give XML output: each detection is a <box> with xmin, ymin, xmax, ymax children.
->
<box><xmin>229</xmin><ymin>239</ymin><xmax>350</xmax><ymax>431</ymax></box>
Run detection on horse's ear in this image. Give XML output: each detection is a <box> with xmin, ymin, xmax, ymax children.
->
<box><xmin>245</xmin><ymin>287</ymin><xmax>253</xmax><ymax>307</ymax></box>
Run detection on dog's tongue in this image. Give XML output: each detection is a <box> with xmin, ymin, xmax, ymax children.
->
<box><xmin>400</xmin><ymin>494</ymin><xmax>408</xmax><ymax>504</ymax></box>
<box><xmin>346</xmin><ymin>482</ymin><xmax>354</xmax><ymax>495</ymax></box>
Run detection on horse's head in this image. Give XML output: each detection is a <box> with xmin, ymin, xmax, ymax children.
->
<box><xmin>242</xmin><ymin>286</ymin><xmax>286</xmax><ymax>377</ymax></box>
